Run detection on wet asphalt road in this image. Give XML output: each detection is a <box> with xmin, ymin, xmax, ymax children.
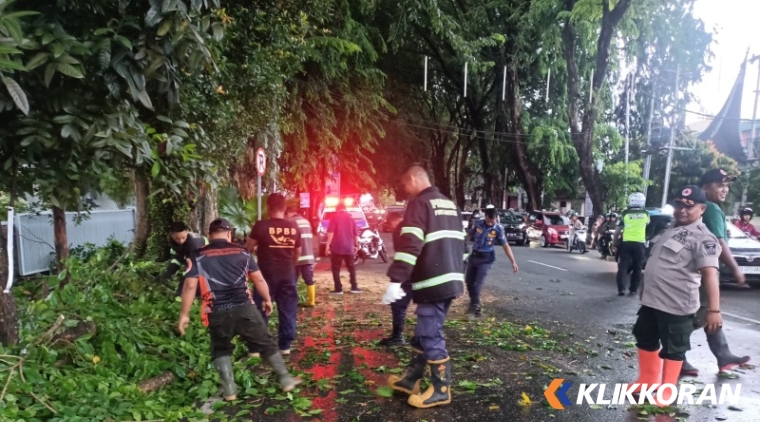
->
<box><xmin>482</xmin><ymin>240</ymin><xmax>760</xmax><ymax>422</ymax></box>
<box><xmin>338</xmin><ymin>234</ymin><xmax>760</xmax><ymax>421</ymax></box>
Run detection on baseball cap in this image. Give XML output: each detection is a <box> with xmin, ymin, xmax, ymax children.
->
<box><xmin>673</xmin><ymin>185</ymin><xmax>707</xmax><ymax>207</ymax></box>
<box><xmin>701</xmin><ymin>168</ymin><xmax>738</xmax><ymax>186</ymax></box>
<box><xmin>209</xmin><ymin>218</ymin><xmax>232</xmax><ymax>233</ymax></box>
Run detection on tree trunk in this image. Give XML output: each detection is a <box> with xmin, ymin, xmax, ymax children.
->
<box><xmin>0</xmin><ymin>225</ymin><xmax>18</xmax><ymax>346</ymax></box>
<box><xmin>455</xmin><ymin>141</ymin><xmax>470</xmax><ymax>209</ymax></box>
<box><xmin>132</xmin><ymin>169</ymin><xmax>151</xmax><ymax>257</ymax></box>
<box><xmin>562</xmin><ymin>0</ymin><xmax>633</xmax><ymax>215</ymax></box>
<box><xmin>52</xmin><ymin>206</ymin><xmax>70</xmax><ymax>287</ymax></box>
<box><xmin>499</xmin><ymin>60</ymin><xmax>543</xmax><ymax>211</ymax></box>
<box><xmin>138</xmin><ymin>371</ymin><xmax>175</xmax><ymax>393</ymax></box>
<box><xmin>200</xmin><ymin>188</ymin><xmax>219</xmax><ymax>236</ymax></box>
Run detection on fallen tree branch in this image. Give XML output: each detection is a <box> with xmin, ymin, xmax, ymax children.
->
<box><xmin>51</xmin><ymin>319</ymin><xmax>96</xmax><ymax>345</ymax></box>
<box><xmin>1</xmin><ymin>315</ymin><xmax>65</xmax><ymax>403</ymax></box>
<box><xmin>106</xmin><ymin>248</ymin><xmax>131</xmax><ymax>273</ymax></box>
<box><xmin>29</xmin><ymin>391</ymin><xmax>57</xmax><ymax>414</ymax></box>
<box><xmin>138</xmin><ymin>371</ymin><xmax>175</xmax><ymax>393</ymax></box>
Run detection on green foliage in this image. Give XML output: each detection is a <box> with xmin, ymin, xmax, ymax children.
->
<box><xmin>146</xmin><ymin>196</ymin><xmax>192</xmax><ymax>260</ymax></box>
<box><xmin>218</xmin><ymin>186</ymin><xmax>267</xmax><ymax>238</ymax></box>
<box><xmin>646</xmin><ymin>140</ymin><xmax>738</xmax><ymax>207</ymax></box>
<box><xmin>1</xmin><ymin>248</ymin><xmax>214</xmax><ymax>421</ymax></box>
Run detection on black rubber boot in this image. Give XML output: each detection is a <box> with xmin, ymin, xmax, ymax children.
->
<box><xmin>388</xmin><ymin>349</ymin><xmax>427</xmax><ymax>395</ymax></box>
<box><xmin>379</xmin><ymin>325</ymin><xmax>406</xmax><ymax>346</ymax></box>
<box><xmin>213</xmin><ymin>356</ymin><xmax>237</xmax><ymax>401</ymax></box>
<box><xmin>408</xmin><ymin>357</ymin><xmax>452</xmax><ymax>408</ymax></box>
<box><xmin>266</xmin><ymin>353</ymin><xmax>302</xmax><ymax>392</ymax></box>
<box><xmin>707</xmin><ymin>327</ymin><xmax>750</xmax><ymax>371</ymax></box>
<box><xmin>473</xmin><ymin>305</ymin><xmax>482</xmax><ymax>318</ymax></box>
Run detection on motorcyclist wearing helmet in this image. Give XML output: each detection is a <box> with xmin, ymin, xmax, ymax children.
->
<box><xmin>734</xmin><ymin>207</ymin><xmax>760</xmax><ymax>238</ymax></box>
<box><xmin>614</xmin><ymin>193</ymin><xmax>650</xmax><ymax>296</ymax></box>
<box><xmin>568</xmin><ymin>212</ymin><xmax>587</xmax><ymax>253</ymax></box>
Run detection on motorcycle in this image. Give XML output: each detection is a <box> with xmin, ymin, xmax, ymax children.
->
<box><xmin>566</xmin><ymin>225</ymin><xmax>588</xmax><ymax>254</ymax></box>
<box><xmin>597</xmin><ymin>230</ymin><xmax>617</xmax><ymax>259</ymax></box>
<box><xmin>355</xmin><ymin>228</ymin><xmax>389</xmax><ymax>264</ymax></box>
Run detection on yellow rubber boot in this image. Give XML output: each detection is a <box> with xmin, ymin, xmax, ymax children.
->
<box><xmin>408</xmin><ymin>357</ymin><xmax>452</xmax><ymax>408</ymax></box>
<box><xmin>656</xmin><ymin>359</ymin><xmax>683</xmax><ymax>407</ymax></box>
<box><xmin>299</xmin><ymin>285</ymin><xmax>316</xmax><ymax>307</ymax></box>
<box><xmin>388</xmin><ymin>349</ymin><xmax>426</xmax><ymax>395</ymax></box>
<box><xmin>307</xmin><ymin>285</ymin><xmax>316</xmax><ymax>307</ymax></box>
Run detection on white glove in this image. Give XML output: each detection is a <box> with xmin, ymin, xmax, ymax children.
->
<box><xmin>382</xmin><ymin>283</ymin><xmax>406</xmax><ymax>304</ymax></box>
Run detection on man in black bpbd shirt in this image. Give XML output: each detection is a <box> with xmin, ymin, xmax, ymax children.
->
<box><xmin>178</xmin><ymin>218</ymin><xmax>301</xmax><ymax>401</ymax></box>
<box><xmin>247</xmin><ymin>193</ymin><xmax>302</xmax><ymax>355</ymax></box>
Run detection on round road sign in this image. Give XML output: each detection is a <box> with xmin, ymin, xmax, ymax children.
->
<box><xmin>256</xmin><ymin>148</ymin><xmax>266</xmax><ymax>176</ymax></box>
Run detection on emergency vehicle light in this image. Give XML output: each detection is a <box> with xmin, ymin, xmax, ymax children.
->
<box><xmin>344</xmin><ymin>197</ymin><xmax>354</xmax><ymax>206</ymax></box>
<box><xmin>325</xmin><ymin>196</ymin><xmax>339</xmax><ymax>207</ymax></box>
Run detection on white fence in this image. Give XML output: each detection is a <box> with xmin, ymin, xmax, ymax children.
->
<box><xmin>14</xmin><ymin>209</ymin><xmax>136</xmax><ymax>276</ymax></box>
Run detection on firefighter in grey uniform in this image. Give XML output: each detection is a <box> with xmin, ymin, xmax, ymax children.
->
<box><xmin>629</xmin><ymin>186</ymin><xmax>723</xmax><ymax>407</ymax></box>
<box><xmin>383</xmin><ymin>165</ymin><xmax>465</xmax><ymax>409</ymax></box>
<box><xmin>287</xmin><ymin>207</ymin><xmax>317</xmax><ymax>307</ymax></box>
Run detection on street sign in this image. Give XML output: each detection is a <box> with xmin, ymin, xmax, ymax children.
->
<box><xmin>256</xmin><ymin>148</ymin><xmax>266</xmax><ymax>176</ymax></box>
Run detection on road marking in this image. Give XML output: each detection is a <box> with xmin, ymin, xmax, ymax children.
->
<box><xmin>722</xmin><ymin>311</ymin><xmax>760</xmax><ymax>325</ymax></box>
<box><xmin>527</xmin><ymin>260</ymin><xmax>567</xmax><ymax>272</ymax></box>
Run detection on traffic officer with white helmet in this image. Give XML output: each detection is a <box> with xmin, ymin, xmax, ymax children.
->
<box><xmin>630</xmin><ymin>186</ymin><xmax>722</xmax><ymax>407</ymax></box>
<box><xmin>614</xmin><ymin>192</ymin><xmax>649</xmax><ymax>296</ymax></box>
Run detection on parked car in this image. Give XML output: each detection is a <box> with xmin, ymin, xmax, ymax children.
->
<box><xmin>525</xmin><ymin>211</ymin><xmax>571</xmax><ymax>247</ymax></box>
<box><xmin>378</xmin><ymin>205</ymin><xmax>406</xmax><ymax>232</ymax></box>
<box><xmin>499</xmin><ymin>210</ymin><xmax>527</xmax><ymax>246</ymax></box>
<box><xmin>317</xmin><ymin>206</ymin><xmax>370</xmax><ymax>256</ymax></box>
<box><xmin>721</xmin><ymin>220</ymin><xmax>760</xmax><ymax>288</ymax></box>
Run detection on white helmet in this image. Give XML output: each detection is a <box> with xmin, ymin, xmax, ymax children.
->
<box><xmin>628</xmin><ymin>192</ymin><xmax>646</xmax><ymax>209</ymax></box>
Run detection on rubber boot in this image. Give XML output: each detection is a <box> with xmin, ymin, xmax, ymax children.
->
<box><xmin>388</xmin><ymin>349</ymin><xmax>427</xmax><ymax>395</ymax></box>
<box><xmin>408</xmin><ymin>357</ymin><xmax>452</xmax><ymax>408</ymax></box>
<box><xmin>706</xmin><ymin>327</ymin><xmax>751</xmax><ymax>371</ymax></box>
<box><xmin>631</xmin><ymin>349</ymin><xmax>662</xmax><ymax>394</ymax></box>
<box><xmin>299</xmin><ymin>285</ymin><xmax>316</xmax><ymax>307</ymax></box>
<box><xmin>379</xmin><ymin>324</ymin><xmax>406</xmax><ymax>346</ymax></box>
<box><xmin>679</xmin><ymin>358</ymin><xmax>699</xmax><ymax>377</ymax></box>
<box><xmin>213</xmin><ymin>356</ymin><xmax>237</xmax><ymax>401</ymax></box>
<box><xmin>655</xmin><ymin>359</ymin><xmax>683</xmax><ymax>407</ymax></box>
<box><xmin>266</xmin><ymin>353</ymin><xmax>302</xmax><ymax>392</ymax></box>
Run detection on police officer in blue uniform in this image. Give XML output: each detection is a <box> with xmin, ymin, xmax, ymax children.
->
<box><xmin>465</xmin><ymin>205</ymin><xmax>519</xmax><ymax>317</ymax></box>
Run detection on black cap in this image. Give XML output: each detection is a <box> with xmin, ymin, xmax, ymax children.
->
<box><xmin>209</xmin><ymin>218</ymin><xmax>232</xmax><ymax>233</ymax></box>
<box><xmin>701</xmin><ymin>168</ymin><xmax>738</xmax><ymax>186</ymax></box>
<box><xmin>673</xmin><ymin>185</ymin><xmax>707</xmax><ymax>207</ymax></box>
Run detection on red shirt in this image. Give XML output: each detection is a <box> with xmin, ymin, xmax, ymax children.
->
<box><xmin>734</xmin><ymin>220</ymin><xmax>760</xmax><ymax>237</ymax></box>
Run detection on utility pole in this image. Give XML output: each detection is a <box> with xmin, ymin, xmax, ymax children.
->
<box><xmin>642</xmin><ymin>84</ymin><xmax>656</xmax><ymax>197</ymax></box>
<box><xmin>624</xmin><ymin>75</ymin><xmax>631</xmax><ymax>196</ymax></box>
<box><xmin>661</xmin><ymin>64</ymin><xmax>679</xmax><ymax>209</ymax></box>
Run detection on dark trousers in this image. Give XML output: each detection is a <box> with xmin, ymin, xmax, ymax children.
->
<box><xmin>617</xmin><ymin>242</ymin><xmax>645</xmax><ymax>293</ymax></box>
<box><xmin>253</xmin><ymin>271</ymin><xmax>298</xmax><ymax>350</ymax></box>
<box><xmin>465</xmin><ymin>252</ymin><xmax>494</xmax><ymax>306</ymax></box>
<box><xmin>296</xmin><ymin>264</ymin><xmax>314</xmax><ymax>286</ymax></box>
<box><xmin>391</xmin><ymin>283</ymin><xmax>413</xmax><ymax>330</ymax></box>
<box><xmin>410</xmin><ymin>299</ymin><xmax>452</xmax><ymax>361</ymax></box>
<box><xmin>633</xmin><ymin>305</ymin><xmax>695</xmax><ymax>361</ymax></box>
<box><xmin>208</xmin><ymin>304</ymin><xmax>278</xmax><ymax>359</ymax></box>
<box><xmin>330</xmin><ymin>254</ymin><xmax>357</xmax><ymax>291</ymax></box>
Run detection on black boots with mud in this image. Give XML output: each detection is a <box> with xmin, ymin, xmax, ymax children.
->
<box><xmin>408</xmin><ymin>357</ymin><xmax>452</xmax><ymax>408</ymax></box>
<box><xmin>387</xmin><ymin>349</ymin><xmax>427</xmax><ymax>395</ymax></box>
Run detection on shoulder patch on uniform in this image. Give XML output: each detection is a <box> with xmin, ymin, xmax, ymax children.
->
<box><xmin>703</xmin><ymin>240</ymin><xmax>717</xmax><ymax>256</ymax></box>
<box><xmin>476</xmin><ymin>228</ymin><xmax>483</xmax><ymax>234</ymax></box>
